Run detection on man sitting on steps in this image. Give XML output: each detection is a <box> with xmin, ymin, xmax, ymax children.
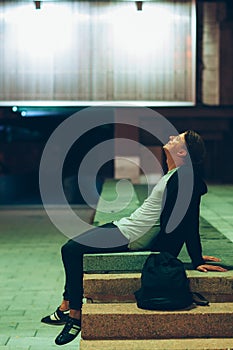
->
<box><xmin>41</xmin><ymin>130</ymin><xmax>227</xmax><ymax>346</ymax></box>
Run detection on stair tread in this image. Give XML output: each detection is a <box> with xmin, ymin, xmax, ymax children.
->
<box><xmin>80</xmin><ymin>338</ymin><xmax>233</xmax><ymax>350</ymax></box>
<box><xmin>83</xmin><ymin>302</ymin><xmax>233</xmax><ymax>315</ymax></box>
<box><xmin>84</xmin><ymin>271</ymin><xmax>233</xmax><ymax>279</ymax></box>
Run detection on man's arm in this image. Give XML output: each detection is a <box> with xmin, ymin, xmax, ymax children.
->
<box><xmin>151</xmin><ymin>167</ymin><xmax>228</xmax><ymax>272</ymax></box>
<box><xmin>184</xmin><ymin>202</ymin><xmax>228</xmax><ymax>271</ymax></box>
<box><xmin>161</xmin><ymin>167</ymin><xmax>206</xmax><ymax>268</ymax></box>
<box><xmin>183</xmin><ymin>207</ymin><xmax>205</xmax><ymax>269</ymax></box>
<box><xmin>185</xmin><ymin>205</ymin><xmax>228</xmax><ymax>271</ymax></box>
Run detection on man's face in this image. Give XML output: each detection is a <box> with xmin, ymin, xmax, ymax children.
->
<box><xmin>163</xmin><ymin>132</ymin><xmax>186</xmax><ymax>154</ymax></box>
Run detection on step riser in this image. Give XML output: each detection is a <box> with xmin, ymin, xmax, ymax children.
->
<box><xmin>84</xmin><ymin>275</ymin><xmax>233</xmax><ymax>303</ymax></box>
<box><xmin>82</xmin><ymin>313</ymin><xmax>233</xmax><ymax>340</ymax></box>
<box><xmin>82</xmin><ymin>303</ymin><xmax>233</xmax><ymax>340</ymax></box>
<box><xmin>83</xmin><ymin>252</ymin><xmax>150</xmax><ymax>273</ymax></box>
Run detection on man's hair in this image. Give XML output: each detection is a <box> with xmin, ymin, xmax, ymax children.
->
<box><xmin>184</xmin><ymin>130</ymin><xmax>206</xmax><ymax>165</ymax></box>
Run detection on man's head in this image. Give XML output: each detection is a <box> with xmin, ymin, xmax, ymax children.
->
<box><xmin>184</xmin><ymin>130</ymin><xmax>206</xmax><ymax>165</ymax></box>
<box><xmin>163</xmin><ymin>130</ymin><xmax>206</xmax><ymax>167</ymax></box>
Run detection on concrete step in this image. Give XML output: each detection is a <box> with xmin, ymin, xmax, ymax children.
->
<box><xmin>81</xmin><ymin>302</ymin><xmax>233</xmax><ymax>340</ymax></box>
<box><xmin>80</xmin><ymin>338</ymin><xmax>233</xmax><ymax>350</ymax></box>
<box><xmin>84</xmin><ymin>271</ymin><xmax>233</xmax><ymax>303</ymax></box>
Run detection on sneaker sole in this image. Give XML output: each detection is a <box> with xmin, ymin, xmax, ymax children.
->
<box><xmin>41</xmin><ymin>320</ymin><xmax>67</xmax><ymax>326</ymax></box>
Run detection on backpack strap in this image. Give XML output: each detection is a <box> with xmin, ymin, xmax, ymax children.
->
<box><xmin>192</xmin><ymin>292</ymin><xmax>209</xmax><ymax>306</ymax></box>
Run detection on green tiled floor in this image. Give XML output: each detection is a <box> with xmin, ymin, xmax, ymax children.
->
<box><xmin>0</xmin><ymin>206</ymin><xmax>94</xmax><ymax>350</ymax></box>
<box><xmin>0</xmin><ymin>185</ymin><xmax>233</xmax><ymax>349</ymax></box>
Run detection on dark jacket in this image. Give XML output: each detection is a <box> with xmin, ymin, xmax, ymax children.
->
<box><xmin>150</xmin><ymin>165</ymin><xmax>207</xmax><ymax>269</ymax></box>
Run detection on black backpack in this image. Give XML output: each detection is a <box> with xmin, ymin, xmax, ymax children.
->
<box><xmin>134</xmin><ymin>252</ymin><xmax>208</xmax><ymax>311</ymax></box>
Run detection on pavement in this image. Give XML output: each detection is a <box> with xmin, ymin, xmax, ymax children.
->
<box><xmin>0</xmin><ymin>184</ymin><xmax>233</xmax><ymax>350</ymax></box>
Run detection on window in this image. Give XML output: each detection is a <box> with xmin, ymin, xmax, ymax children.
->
<box><xmin>0</xmin><ymin>1</ymin><xmax>196</xmax><ymax>106</ymax></box>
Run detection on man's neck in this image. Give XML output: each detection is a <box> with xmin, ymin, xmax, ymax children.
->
<box><xmin>167</xmin><ymin>164</ymin><xmax>177</xmax><ymax>172</ymax></box>
<box><xmin>166</xmin><ymin>154</ymin><xmax>184</xmax><ymax>172</ymax></box>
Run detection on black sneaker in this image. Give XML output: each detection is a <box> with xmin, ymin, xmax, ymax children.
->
<box><xmin>41</xmin><ymin>307</ymin><xmax>69</xmax><ymax>325</ymax></box>
<box><xmin>55</xmin><ymin>317</ymin><xmax>81</xmax><ymax>345</ymax></box>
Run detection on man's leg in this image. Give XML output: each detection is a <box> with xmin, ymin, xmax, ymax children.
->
<box><xmin>42</xmin><ymin>223</ymin><xmax>129</xmax><ymax>345</ymax></box>
<box><xmin>61</xmin><ymin>223</ymin><xmax>129</xmax><ymax>310</ymax></box>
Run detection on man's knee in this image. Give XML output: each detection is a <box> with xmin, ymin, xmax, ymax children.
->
<box><xmin>61</xmin><ymin>239</ymin><xmax>79</xmax><ymax>257</ymax></box>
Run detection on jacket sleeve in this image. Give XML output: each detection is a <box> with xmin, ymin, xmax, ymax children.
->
<box><xmin>182</xmin><ymin>195</ymin><xmax>206</xmax><ymax>269</ymax></box>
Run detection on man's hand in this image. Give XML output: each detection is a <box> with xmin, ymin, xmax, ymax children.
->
<box><xmin>197</xmin><ymin>255</ymin><xmax>228</xmax><ymax>272</ymax></box>
<box><xmin>202</xmin><ymin>255</ymin><xmax>221</xmax><ymax>262</ymax></box>
<box><xmin>196</xmin><ymin>264</ymin><xmax>228</xmax><ymax>272</ymax></box>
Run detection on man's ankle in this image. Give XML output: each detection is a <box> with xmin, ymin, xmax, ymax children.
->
<box><xmin>59</xmin><ymin>300</ymin><xmax>70</xmax><ymax>311</ymax></box>
<box><xmin>69</xmin><ymin>309</ymin><xmax>81</xmax><ymax>320</ymax></box>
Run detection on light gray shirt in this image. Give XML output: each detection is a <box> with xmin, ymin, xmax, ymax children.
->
<box><xmin>114</xmin><ymin>168</ymin><xmax>178</xmax><ymax>250</ymax></box>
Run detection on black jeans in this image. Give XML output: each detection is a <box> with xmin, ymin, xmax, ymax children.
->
<box><xmin>61</xmin><ymin>223</ymin><xmax>129</xmax><ymax>310</ymax></box>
